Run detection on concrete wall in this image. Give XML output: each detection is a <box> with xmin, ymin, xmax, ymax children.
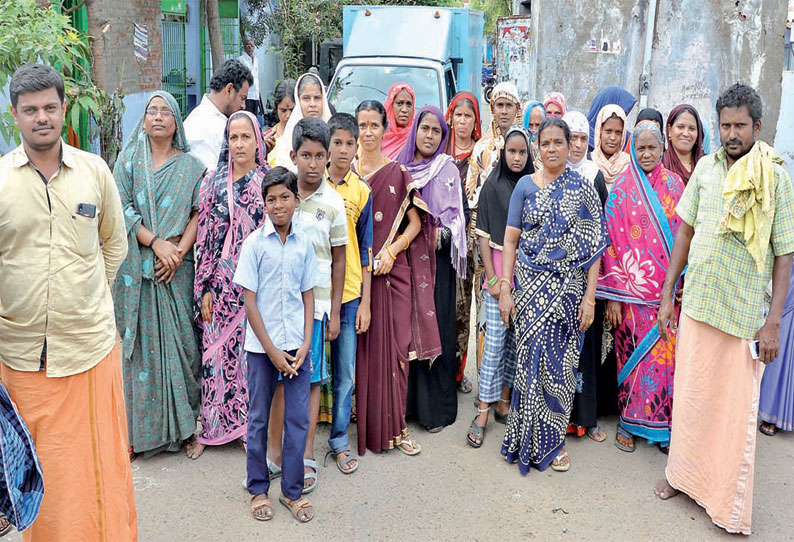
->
<box><xmin>648</xmin><ymin>0</ymin><xmax>786</xmax><ymax>146</ymax></box>
<box><xmin>530</xmin><ymin>0</ymin><xmax>786</xmax><ymax>147</ymax></box>
<box><xmin>774</xmin><ymin>71</ymin><xmax>794</xmax><ymax>181</ymax></box>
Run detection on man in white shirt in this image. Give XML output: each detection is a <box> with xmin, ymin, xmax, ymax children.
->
<box><xmin>183</xmin><ymin>58</ymin><xmax>252</xmax><ymax>170</ymax></box>
<box><xmin>238</xmin><ymin>38</ymin><xmax>262</xmax><ymax>117</ymax></box>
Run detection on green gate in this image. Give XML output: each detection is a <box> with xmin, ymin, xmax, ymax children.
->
<box><xmin>161</xmin><ymin>1</ymin><xmax>188</xmax><ymax>116</ymax></box>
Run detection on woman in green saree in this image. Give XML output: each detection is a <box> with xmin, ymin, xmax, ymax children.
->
<box><xmin>113</xmin><ymin>91</ymin><xmax>207</xmax><ymax>459</ymax></box>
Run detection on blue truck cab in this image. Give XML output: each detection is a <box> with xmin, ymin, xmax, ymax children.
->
<box><xmin>327</xmin><ymin>6</ymin><xmax>484</xmax><ymax>114</ymax></box>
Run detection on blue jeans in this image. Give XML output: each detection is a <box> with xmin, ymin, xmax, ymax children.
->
<box><xmin>328</xmin><ymin>298</ymin><xmax>359</xmax><ymax>451</ymax></box>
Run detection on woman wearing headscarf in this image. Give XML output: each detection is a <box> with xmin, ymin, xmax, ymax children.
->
<box><xmin>662</xmin><ymin>104</ymin><xmax>706</xmax><ymax>184</ymax></box>
<box><xmin>467</xmin><ymin>82</ymin><xmax>522</xmax><ymax>373</ymax></box>
<box><xmin>561</xmin><ymin>111</ymin><xmax>612</xmax><ymax>442</ymax></box>
<box><xmin>597</xmin><ymin>120</ymin><xmax>685</xmax><ymax>454</ymax></box>
<box><xmin>592</xmin><ymin>104</ymin><xmax>631</xmax><ymax>188</ymax></box>
<box><xmin>272</xmin><ymin>73</ymin><xmax>331</xmax><ymax>171</ymax></box>
<box><xmin>635</xmin><ymin>108</ymin><xmax>664</xmax><ymax>130</ymax></box>
<box><xmin>499</xmin><ymin>117</ymin><xmax>608</xmax><ymax>474</ymax></box>
<box><xmin>352</xmin><ymin>100</ymin><xmax>439</xmax><ymax>456</ymax></box>
<box><xmin>586</xmin><ymin>86</ymin><xmax>637</xmax><ymax>151</ymax></box>
<box><xmin>113</xmin><ymin>91</ymin><xmax>206</xmax><ymax>459</ymax></box>
<box><xmin>399</xmin><ymin>105</ymin><xmax>468</xmax><ymax>432</ymax></box>
<box><xmin>542</xmin><ymin>92</ymin><xmax>567</xmax><ymax>118</ymax></box>
<box><xmin>466</xmin><ymin>125</ymin><xmax>533</xmax><ymax>448</ymax></box>
<box><xmin>445</xmin><ymin>91</ymin><xmax>482</xmax><ymax>394</ymax></box>
<box><xmin>382</xmin><ymin>82</ymin><xmax>416</xmax><ymax>159</ymax></box>
<box><xmin>191</xmin><ymin>111</ymin><xmax>267</xmax><ymax>459</ymax></box>
<box><xmin>522</xmin><ymin>100</ymin><xmax>545</xmax><ymax>171</ymax></box>
<box><xmin>263</xmin><ymin>78</ymin><xmax>296</xmax><ymax>167</ymax></box>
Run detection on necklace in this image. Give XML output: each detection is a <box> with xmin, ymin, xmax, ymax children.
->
<box><xmin>455</xmin><ymin>139</ymin><xmax>474</xmax><ymax>155</ymax></box>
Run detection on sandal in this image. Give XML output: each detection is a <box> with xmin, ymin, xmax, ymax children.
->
<box><xmin>760</xmin><ymin>422</ymin><xmax>778</xmax><ymax>436</ymax></box>
<box><xmin>250</xmin><ymin>494</ymin><xmax>273</xmax><ymax>521</ymax></box>
<box><xmin>494</xmin><ymin>399</ymin><xmax>510</xmax><ymax>425</ymax></box>
<box><xmin>457</xmin><ymin>374</ymin><xmax>473</xmax><ymax>393</ymax></box>
<box><xmin>0</xmin><ymin>514</ymin><xmax>12</xmax><ymax>537</ymax></box>
<box><xmin>551</xmin><ymin>449</ymin><xmax>570</xmax><ymax>472</ymax></box>
<box><xmin>267</xmin><ymin>457</ymin><xmax>282</xmax><ymax>479</ymax></box>
<box><xmin>279</xmin><ymin>495</ymin><xmax>314</xmax><ymax>523</ymax></box>
<box><xmin>396</xmin><ymin>436</ymin><xmax>421</xmax><ymax>456</ymax></box>
<box><xmin>302</xmin><ymin>458</ymin><xmax>318</xmax><ymax>494</ymax></box>
<box><xmin>466</xmin><ymin>406</ymin><xmax>489</xmax><ymax>448</ymax></box>
<box><xmin>658</xmin><ymin>444</ymin><xmax>670</xmax><ymax>455</ymax></box>
<box><xmin>615</xmin><ymin>428</ymin><xmax>635</xmax><ymax>453</ymax></box>
<box><xmin>324</xmin><ymin>447</ymin><xmax>359</xmax><ymax>474</ymax></box>
<box><xmin>586</xmin><ymin>425</ymin><xmax>607</xmax><ymax>442</ymax></box>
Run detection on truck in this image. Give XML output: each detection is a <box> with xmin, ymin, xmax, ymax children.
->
<box><xmin>327</xmin><ymin>5</ymin><xmax>484</xmax><ymax>115</ymax></box>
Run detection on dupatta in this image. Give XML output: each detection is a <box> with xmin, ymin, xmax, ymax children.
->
<box><xmin>662</xmin><ymin>104</ymin><xmax>706</xmax><ymax>184</ymax></box>
<box><xmin>272</xmin><ymin>73</ymin><xmax>331</xmax><ymax>171</ymax></box>
<box><xmin>382</xmin><ymin>82</ymin><xmax>416</xmax><ymax>159</ymax></box>
<box><xmin>444</xmin><ymin>90</ymin><xmax>482</xmax><ymax>159</ymax></box>
<box><xmin>592</xmin><ymin>104</ymin><xmax>631</xmax><ymax>186</ymax></box>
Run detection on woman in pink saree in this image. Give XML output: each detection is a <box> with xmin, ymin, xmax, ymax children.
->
<box><xmin>190</xmin><ymin>111</ymin><xmax>267</xmax><ymax>458</ymax></box>
<box><xmin>597</xmin><ymin>121</ymin><xmax>685</xmax><ymax>453</ymax></box>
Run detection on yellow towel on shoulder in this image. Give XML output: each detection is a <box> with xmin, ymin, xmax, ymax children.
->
<box><xmin>718</xmin><ymin>141</ymin><xmax>782</xmax><ymax>272</ymax></box>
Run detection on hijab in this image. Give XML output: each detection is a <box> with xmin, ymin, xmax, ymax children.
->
<box><xmin>444</xmin><ymin>90</ymin><xmax>482</xmax><ymax>158</ymax></box>
<box><xmin>397</xmin><ymin>105</ymin><xmax>467</xmax><ymax>276</ymax></box>
<box><xmin>636</xmin><ymin>108</ymin><xmax>664</xmax><ymax>130</ymax></box>
<box><xmin>382</xmin><ymin>82</ymin><xmax>416</xmax><ymax>159</ymax></box>
<box><xmin>562</xmin><ymin>110</ymin><xmax>601</xmax><ymax>183</ymax></box>
<box><xmin>476</xmin><ymin>126</ymin><xmax>534</xmax><ymax>248</ymax></box>
<box><xmin>273</xmin><ymin>73</ymin><xmax>331</xmax><ymax>171</ymax></box>
<box><xmin>662</xmin><ymin>104</ymin><xmax>706</xmax><ymax>184</ymax></box>
<box><xmin>542</xmin><ymin>92</ymin><xmax>568</xmax><ymax>116</ymax></box>
<box><xmin>592</xmin><ymin>104</ymin><xmax>631</xmax><ymax>187</ymax></box>
<box><xmin>586</xmin><ymin>86</ymin><xmax>637</xmax><ymax>149</ymax></box>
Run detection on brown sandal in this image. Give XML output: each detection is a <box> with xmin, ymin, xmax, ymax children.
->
<box><xmin>250</xmin><ymin>494</ymin><xmax>273</xmax><ymax>521</ymax></box>
<box><xmin>279</xmin><ymin>495</ymin><xmax>314</xmax><ymax>523</ymax></box>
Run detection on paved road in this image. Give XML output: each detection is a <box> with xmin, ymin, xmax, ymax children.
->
<box><xmin>7</xmin><ymin>374</ymin><xmax>793</xmax><ymax>541</ymax></box>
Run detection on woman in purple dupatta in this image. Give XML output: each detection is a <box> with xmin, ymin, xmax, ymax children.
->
<box><xmin>190</xmin><ymin>111</ymin><xmax>267</xmax><ymax>458</ymax></box>
<box><xmin>398</xmin><ymin>105</ymin><xmax>467</xmax><ymax>432</ymax></box>
<box><xmin>353</xmin><ymin>100</ymin><xmax>440</xmax><ymax>456</ymax></box>
<box><xmin>597</xmin><ymin>121</ymin><xmax>685</xmax><ymax>452</ymax></box>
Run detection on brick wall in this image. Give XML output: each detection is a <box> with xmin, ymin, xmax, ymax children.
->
<box><xmin>86</xmin><ymin>0</ymin><xmax>162</xmax><ymax>95</ymax></box>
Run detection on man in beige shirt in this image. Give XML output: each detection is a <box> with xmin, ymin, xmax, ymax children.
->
<box><xmin>0</xmin><ymin>64</ymin><xmax>137</xmax><ymax>541</ymax></box>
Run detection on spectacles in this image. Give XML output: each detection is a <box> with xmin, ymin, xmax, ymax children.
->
<box><xmin>145</xmin><ymin>108</ymin><xmax>175</xmax><ymax>118</ymax></box>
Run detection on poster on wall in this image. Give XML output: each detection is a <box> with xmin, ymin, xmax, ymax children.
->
<box><xmin>496</xmin><ymin>16</ymin><xmax>532</xmax><ymax>103</ymax></box>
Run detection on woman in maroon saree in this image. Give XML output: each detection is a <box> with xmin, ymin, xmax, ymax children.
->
<box><xmin>353</xmin><ymin>100</ymin><xmax>440</xmax><ymax>456</ymax></box>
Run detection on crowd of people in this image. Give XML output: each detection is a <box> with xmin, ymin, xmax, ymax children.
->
<box><xmin>0</xmin><ymin>56</ymin><xmax>792</xmax><ymax>540</ymax></box>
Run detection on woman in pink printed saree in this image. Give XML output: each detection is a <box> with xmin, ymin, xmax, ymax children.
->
<box><xmin>597</xmin><ymin>121</ymin><xmax>685</xmax><ymax>453</ymax></box>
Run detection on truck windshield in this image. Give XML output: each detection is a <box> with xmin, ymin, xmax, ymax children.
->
<box><xmin>328</xmin><ymin>65</ymin><xmax>441</xmax><ymax>114</ymax></box>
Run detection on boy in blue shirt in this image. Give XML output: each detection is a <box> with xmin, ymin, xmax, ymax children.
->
<box><xmin>325</xmin><ymin>112</ymin><xmax>373</xmax><ymax>474</ymax></box>
<box><xmin>233</xmin><ymin>166</ymin><xmax>318</xmax><ymax>523</ymax></box>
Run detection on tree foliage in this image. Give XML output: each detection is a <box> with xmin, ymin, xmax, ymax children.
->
<box><xmin>0</xmin><ymin>0</ymin><xmax>124</xmax><ymax>165</ymax></box>
<box><xmin>470</xmin><ymin>0</ymin><xmax>513</xmax><ymax>35</ymax></box>
<box><xmin>242</xmin><ymin>0</ymin><xmax>464</xmax><ymax>79</ymax></box>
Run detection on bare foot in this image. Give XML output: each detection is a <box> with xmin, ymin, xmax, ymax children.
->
<box><xmin>654</xmin><ymin>478</ymin><xmax>680</xmax><ymax>500</ymax></box>
<box><xmin>186</xmin><ymin>442</ymin><xmax>206</xmax><ymax>460</ymax></box>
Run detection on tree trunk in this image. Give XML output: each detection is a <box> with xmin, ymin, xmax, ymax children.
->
<box><xmin>205</xmin><ymin>0</ymin><xmax>225</xmax><ymax>71</ymax></box>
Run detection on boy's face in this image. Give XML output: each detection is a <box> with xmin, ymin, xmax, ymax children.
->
<box><xmin>329</xmin><ymin>129</ymin><xmax>357</xmax><ymax>171</ymax></box>
<box><xmin>291</xmin><ymin>139</ymin><xmax>328</xmax><ymax>187</ymax></box>
<box><xmin>264</xmin><ymin>183</ymin><xmax>297</xmax><ymax>227</ymax></box>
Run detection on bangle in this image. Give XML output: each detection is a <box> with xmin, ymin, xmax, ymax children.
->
<box><xmin>487</xmin><ymin>275</ymin><xmax>499</xmax><ymax>288</ymax></box>
<box><xmin>398</xmin><ymin>234</ymin><xmax>410</xmax><ymax>250</ymax></box>
<box><xmin>148</xmin><ymin>235</ymin><xmax>159</xmax><ymax>249</ymax></box>
<box><xmin>584</xmin><ymin>297</ymin><xmax>596</xmax><ymax>306</ymax></box>
<box><xmin>386</xmin><ymin>245</ymin><xmax>397</xmax><ymax>260</ymax></box>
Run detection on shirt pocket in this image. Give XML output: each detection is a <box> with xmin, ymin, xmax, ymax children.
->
<box><xmin>70</xmin><ymin>213</ymin><xmax>99</xmax><ymax>258</ymax></box>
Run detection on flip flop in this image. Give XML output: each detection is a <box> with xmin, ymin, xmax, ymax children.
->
<box><xmin>551</xmin><ymin>450</ymin><xmax>570</xmax><ymax>472</ymax></box>
<box><xmin>457</xmin><ymin>375</ymin><xmax>473</xmax><ymax>393</ymax></box>
<box><xmin>396</xmin><ymin>436</ymin><xmax>421</xmax><ymax>456</ymax></box>
<box><xmin>267</xmin><ymin>457</ymin><xmax>282</xmax><ymax>479</ymax></box>
<box><xmin>586</xmin><ymin>425</ymin><xmax>607</xmax><ymax>442</ymax></box>
<box><xmin>615</xmin><ymin>429</ymin><xmax>635</xmax><ymax>453</ymax></box>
